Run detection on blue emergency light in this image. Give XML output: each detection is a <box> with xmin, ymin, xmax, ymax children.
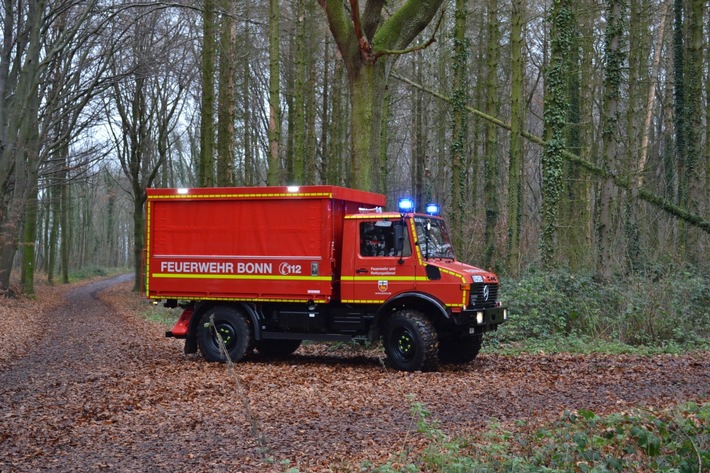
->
<box><xmin>397</xmin><ymin>197</ymin><xmax>414</xmax><ymax>214</ymax></box>
<box><xmin>425</xmin><ymin>203</ymin><xmax>440</xmax><ymax>215</ymax></box>
<box><xmin>398</xmin><ymin>198</ymin><xmax>415</xmax><ymax>213</ymax></box>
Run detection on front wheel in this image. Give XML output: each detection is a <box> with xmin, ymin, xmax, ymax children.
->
<box><xmin>197</xmin><ymin>306</ymin><xmax>253</xmax><ymax>363</ymax></box>
<box><xmin>383</xmin><ymin>310</ymin><xmax>438</xmax><ymax>372</ymax></box>
<box><xmin>438</xmin><ymin>334</ymin><xmax>483</xmax><ymax>364</ymax></box>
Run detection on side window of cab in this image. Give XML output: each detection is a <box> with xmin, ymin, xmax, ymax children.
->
<box><xmin>359</xmin><ymin>221</ymin><xmax>411</xmax><ymax>257</ymax></box>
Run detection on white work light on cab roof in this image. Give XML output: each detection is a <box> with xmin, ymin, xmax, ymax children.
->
<box><xmin>287</xmin><ymin>186</ymin><xmax>300</xmax><ymax>192</ymax></box>
<box><xmin>177</xmin><ymin>188</ymin><xmax>189</xmax><ymax>195</ymax></box>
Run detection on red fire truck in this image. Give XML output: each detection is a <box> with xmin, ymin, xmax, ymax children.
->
<box><xmin>146</xmin><ymin>185</ymin><xmax>507</xmax><ymax>371</ymax></box>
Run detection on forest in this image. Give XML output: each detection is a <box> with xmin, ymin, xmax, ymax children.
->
<box><xmin>0</xmin><ymin>0</ymin><xmax>708</xmax><ymax>297</ymax></box>
<box><xmin>1</xmin><ymin>1</ymin><xmax>709</xmax><ymax>470</ymax></box>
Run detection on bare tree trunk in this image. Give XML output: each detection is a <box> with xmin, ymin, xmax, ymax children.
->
<box><xmin>267</xmin><ymin>0</ymin><xmax>281</xmax><ymax>185</ymax></box>
<box><xmin>20</xmin><ymin>92</ymin><xmax>40</xmax><ymax>295</ymax></box>
<box><xmin>638</xmin><ymin>1</ymin><xmax>670</xmax><ymax>185</ymax></box>
<box><xmin>199</xmin><ymin>0</ymin><xmax>216</xmax><ymax>187</ymax></box>
<box><xmin>216</xmin><ymin>0</ymin><xmax>236</xmax><ymax>187</ymax></box>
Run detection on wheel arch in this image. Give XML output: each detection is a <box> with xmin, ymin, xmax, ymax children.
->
<box><xmin>369</xmin><ymin>292</ymin><xmax>449</xmax><ymax>341</ymax></box>
<box><xmin>185</xmin><ymin>301</ymin><xmax>263</xmax><ymax>353</ymax></box>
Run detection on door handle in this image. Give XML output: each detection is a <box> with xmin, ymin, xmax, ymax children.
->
<box><xmin>356</xmin><ymin>268</ymin><xmax>368</xmax><ymax>274</ymax></box>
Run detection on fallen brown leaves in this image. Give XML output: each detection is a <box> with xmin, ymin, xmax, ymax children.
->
<box><xmin>1</xmin><ymin>276</ymin><xmax>708</xmax><ymax>472</ymax></box>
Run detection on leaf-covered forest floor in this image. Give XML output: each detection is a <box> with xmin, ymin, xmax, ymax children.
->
<box><xmin>1</xmin><ymin>275</ymin><xmax>708</xmax><ymax>472</ymax></box>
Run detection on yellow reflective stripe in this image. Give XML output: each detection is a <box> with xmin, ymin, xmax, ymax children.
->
<box><xmin>148</xmin><ymin>295</ymin><xmax>328</xmax><ymax>303</ymax></box>
<box><xmin>341</xmin><ymin>299</ymin><xmax>386</xmax><ymax>304</ymax></box>
<box><xmin>152</xmin><ymin>273</ymin><xmax>331</xmax><ymax>281</ymax></box>
<box><xmin>145</xmin><ymin>202</ymin><xmax>152</xmax><ymax>297</ymax></box>
<box><xmin>344</xmin><ymin>213</ymin><xmax>400</xmax><ymax>219</ymax></box>
<box><xmin>341</xmin><ymin>276</ymin><xmax>428</xmax><ymax>282</ymax></box>
<box><xmin>440</xmin><ymin>268</ymin><xmax>466</xmax><ymax>283</ymax></box>
<box><xmin>148</xmin><ymin>192</ymin><xmax>333</xmax><ymax>200</ymax></box>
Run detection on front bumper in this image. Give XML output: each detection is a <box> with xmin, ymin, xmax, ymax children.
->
<box><xmin>453</xmin><ymin>306</ymin><xmax>508</xmax><ymax>330</ymax></box>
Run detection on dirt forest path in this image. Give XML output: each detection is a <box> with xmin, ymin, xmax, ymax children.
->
<box><xmin>1</xmin><ymin>276</ymin><xmax>709</xmax><ymax>472</ymax></box>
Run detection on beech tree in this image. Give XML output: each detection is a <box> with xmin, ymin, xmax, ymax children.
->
<box><xmin>317</xmin><ymin>0</ymin><xmax>445</xmax><ymax>191</ymax></box>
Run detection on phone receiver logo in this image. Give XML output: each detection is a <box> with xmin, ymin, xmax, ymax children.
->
<box><xmin>279</xmin><ymin>262</ymin><xmax>302</xmax><ymax>275</ymax></box>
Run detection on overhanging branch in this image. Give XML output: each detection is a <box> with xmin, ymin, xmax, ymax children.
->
<box><xmin>375</xmin><ymin>10</ymin><xmax>445</xmax><ymax>59</ymax></box>
<box><xmin>392</xmin><ymin>72</ymin><xmax>710</xmax><ymax>234</ymax></box>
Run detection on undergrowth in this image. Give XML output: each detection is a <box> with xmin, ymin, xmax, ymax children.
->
<box><xmin>491</xmin><ymin>265</ymin><xmax>710</xmax><ymax>353</ymax></box>
<box><xmin>364</xmin><ymin>401</ymin><xmax>710</xmax><ymax>473</ymax></box>
<box><xmin>67</xmin><ymin>266</ymin><xmax>130</xmax><ymax>283</ymax></box>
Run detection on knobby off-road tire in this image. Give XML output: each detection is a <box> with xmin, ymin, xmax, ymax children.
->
<box><xmin>197</xmin><ymin>306</ymin><xmax>253</xmax><ymax>363</ymax></box>
<box><xmin>255</xmin><ymin>339</ymin><xmax>302</xmax><ymax>358</ymax></box>
<box><xmin>383</xmin><ymin>310</ymin><xmax>438</xmax><ymax>372</ymax></box>
<box><xmin>438</xmin><ymin>334</ymin><xmax>483</xmax><ymax>364</ymax></box>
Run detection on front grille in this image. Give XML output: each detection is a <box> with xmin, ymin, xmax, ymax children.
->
<box><xmin>469</xmin><ymin>283</ymin><xmax>499</xmax><ymax>309</ymax></box>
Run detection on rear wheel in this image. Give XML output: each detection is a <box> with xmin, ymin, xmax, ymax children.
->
<box><xmin>197</xmin><ymin>306</ymin><xmax>252</xmax><ymax>362</ymax></box>
<box><xmin>383</xmin><ymin>310</ymin><xmax>438</xmax><ymax>372</ymax></box>
<box><xmin>255</xmin><ymin>339</ymin><xmax>302</xmax><ymax>358</ymax></box>
<box><xmin>438</xmin><ymin>334</ymin><xmax>483</xmax><ymax>364</ymax></box>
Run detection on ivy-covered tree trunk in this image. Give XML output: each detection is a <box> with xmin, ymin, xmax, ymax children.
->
<box><xmin>623</xmin><ymin>0</ymin><xmax>651</xmax><ymax>273</ymax></box>
<box><xmin>451</xmin><ymin>0</ymin><xmax>468</xmax><ymax>253</ymax></box>
<box><xmin>684</xmin><ymin>0</ymin><xmax>703</xmax><ymax>261</ymax></box>
<box><xmin>598</xmin><ymin>0</ymin><xmax>626</xmax><ymax>280</ymax></box>
<box><xmin>706</xmin><ymin>11</ymin><xmax>710</xmax><ymax>219</ymax></box>
<box><xmin>560</xmin><ymin>7</ymin><xmax>590</xmax><ymax>271</ymax></box>
<box><xmin>318</xmin><ymin>0</ymin><xmax>445</xmax><ymax>192</ymax></box>
<box><xmin>672</xmin><ymin>0</ymin><xmax>686</xmax><ymax>254</ymax></box>
<box><xmin>507</xmin><ymin>0</ymin><xmax>524</xmax><ymax>276</ymax></box>
<box><xmin>541</xmin><ymin>0</ymin><xmax>572</xmax><ymax>269</ymax></box>
<box><xmin>482</xmin><ymin>0</ymin><xmax>500</xmax><ymax>270</ymax></box>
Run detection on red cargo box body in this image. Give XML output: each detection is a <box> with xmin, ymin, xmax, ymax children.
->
<box><xmin>146</xmin><ymin>185</ymin><xmax>385</xmax><ymax>303</ymax></box>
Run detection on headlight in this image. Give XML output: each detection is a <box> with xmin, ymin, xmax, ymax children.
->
<box><xmin>476</xmin><ymin>311</ymin><xmax>484</xmax><ymax>324</ymax></box>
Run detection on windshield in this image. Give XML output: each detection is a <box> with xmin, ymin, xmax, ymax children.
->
<box><xmin>414</xmin><ymin>217</ymin><xmax>455</xmax><ymax>260</ymax></box>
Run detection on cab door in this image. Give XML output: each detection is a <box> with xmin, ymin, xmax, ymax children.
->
<box><xmin>340</xmin><ymin>217</ymin><xmax>417</xmax><ymax>304</ymax></box>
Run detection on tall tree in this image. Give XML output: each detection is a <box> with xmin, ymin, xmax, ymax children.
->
<box><xmin>683</xmin><ymin>0</ymin><xmax>703</xmax><ymax>260</ymax></box>
<box><xmin>318</xmin><ymin>0</ymin><xmax>445</xmax><ymax>191</ymax></box>
<box><xmin>199</xmin><ymin>0</ymin><xmax>216</xmax><ymax>187</ymax></box>
<box><xmin>482</xmin><ymin>0</ymin><xmax>500</xmax><ymax>269</ymax></box>
<box><xmin>216</xmin><ymin>0</ymin><xmax>236</xmax><ymax>186</ymax></box>
<box><xmin>292</xmin><ymin>0</ymin><xmax>308</xmax><ymax>184</ymax></box>
<box><xmin>598</xmin><ymin>0</ymin><xmax>626</xmax><ymax>279</ymax></box>
<box><xmin>267</xmin><ymin>0</ymin><xmax>281</xmax><ymax>185</ymax></box>
<box><xmin>507</xmin><ymin>0</ymin><xmax>524</xmax><ymax>275</ymax></box>
<box><xmin>450</xmin><ymin>0</ymin><xmax>468</xmax><ymax>252</ymax></box>
<box><xmin>541</xmin><ymin>0</ymin><xmax>573</xmax><ymax>269</ymax></box>
<box><xmin>106</xmin><ymin>7</ymin><xmax>190</xmax><ymax>291</ymax></box>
